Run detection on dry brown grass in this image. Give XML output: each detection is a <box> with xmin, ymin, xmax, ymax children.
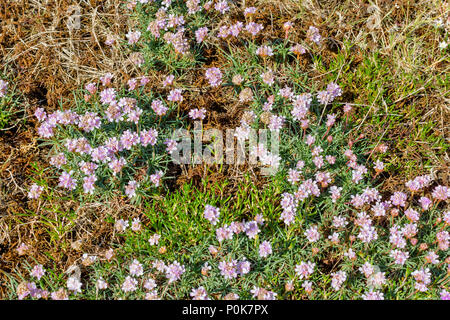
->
<box><xmin>0</xmin><ymin>0</ymin><xmax>139</xmax><ymax>108</ymax></box>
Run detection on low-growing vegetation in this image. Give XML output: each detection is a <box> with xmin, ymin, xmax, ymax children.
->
<box><xmin>0</xmin><ymin>0</ymin><xmax>448</xmax><ymax>300</ymax></box>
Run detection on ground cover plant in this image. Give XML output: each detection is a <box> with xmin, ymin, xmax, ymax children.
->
<box><xmin>0</xmin><ymin>0</ymin><xmax>448</xmax><ymax>300</ymax></box>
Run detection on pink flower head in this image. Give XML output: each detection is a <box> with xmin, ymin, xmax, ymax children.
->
<box><xmin>307</xmin><ymin>26</ymin><xmax>321</xmax><ymax>44</ymax></box>
<box><xmin>85</xmin><ymin>82</ymin><xmax>97</xmax><ymax>94</ymax></box>
<box><xmin>167</xmin><ymin>89</ymin><xmax>183</xmax><ymax>102</ymax></box>
<box><xmin>100</xmin><ymin>73</ymin><xmax>113</xmax><ymax>86</ymax></box>
<box><xmin>34</xmin><ymin>108</ymin><xmax>47</xmax><ymax>122</ymax></box>
<box><xmin>140</xmin><ymin>128</ymin><xmax>158</xmax><ymax>147</ymax></box>
<box><xmin>125</xmin><ymin>180</ymin><xmax>139</xmax><ymax>198</ymax></box>
<box><xmin>304</xmin><ymin>225</ymin><xmax>320</xmax><ymax>242</ymax></box>
<box><xmin>0</xmin><ymin>79</ymin><xmax>8</xmax><ymax>97</ymax></box>
<box><xmin>28</xmin><ymin>184</ymin><xmax>44</xmax><ymax>199</ymax></box>
<box><xmin>256</xmin><ymin>45</ymin><xmax>274</xmax><ymax>57</ymax></box>
<box><xmin>165</xmin><ymin>261</ymin><xmax>185</xmax><ymax>283</ymax></box>
<box><xmin>150</xmin><ymin>171</ymin><xmax>163</xmax><ymax>187</ymax></box>
<box><xmin>162</xmin><ymin>74</ymin><xmax>175</xmax><ymax>87</ymax></box>
<box><xmin>205</xmin><ymin>67</ymin><xmax>223</xmax><ymax>87</ymax></box>
<box><xmin>126</xmin><ymin>30</ymin><xmax>141</xmax><ymax>45</ymax></box>
<box><xmin>189</xmin><ymin>108</ymin><xmax>207</xmax><ymax>120</ymax></box>
<box><xmin>30</xmin><ymin>265</ymin><xmax>46</xmax><ymax>280</ymax></box>
<box><xmin>82</xmin><ymin>175</ymin><xmax>97</xmax><ymax>194</ymax></box>
<box><xmin>245</xmin><ymin>22</ymin><xmax>264</xmax><ymax>36</ymax></box>
<box><xmin>58</xmin><ymin>171</ymin><xmax>77</xmax><ymax>190</ymax></box>
<box><xmin>259</xmin><ymin>241</ymin><xmax>272</xmax><ymax>258</ymax></box>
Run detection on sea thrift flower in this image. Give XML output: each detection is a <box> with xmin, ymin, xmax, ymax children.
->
<box><xmin>432</xmin><ymin>185</ymin><xmax>449</xmax><ymax>201</ymax></box>
<box><xmin>390</xmin><ymin>249</ymin><xmax>409</xmax><ymax>265</ymax></box>
<box><xmin>204</xmin><ymin>205</ymin><xmax>220</xmax><ymax>225</ymax></box>
<box><xmin>0</xmin><ymin>79</ymin><xmax>8</xmax><ymax>97</ymax></box>
<box><xmin>97</xmin><ymin>278</ymin><xmax>108</xmax><ymax>290</ymax></box>
<box><xmin>333</xmin><ymin>216</ymin><xmax>348</xmax><ymax>228</ymax></box>
<box><xmin>162</xmin><ymin>75</ymin><xmax>175</xmax><ymax>87</ymax></box>
<box><xmin>30</xmin><ymin>265</ymin><xmax>45</xmax><ymax>280</ymax></box>
<box><xmin>329</xmin><ymin>186</ymin><xmax>342</xmax><ymax>203</ymax></box>
<box><xmin>109</xmin><ymin>157</ymin><xmax>126</xmax><ymax>176</ymax></box>
<box><xmin>67</xmin><ymin>276</ymin><xmax>82</xmax><ymax>294</ymax></box>
<box><xmin>390</xmin><ymin>192</ymin><xmax>407</xmax><ymax>207</ymax></box>
<box><xmin>151</xmin><ymin>99</ymin><xmax>168</xmax><ymax>116</ymax></box>
<box><xmin>195</xmin><ymin>27</ymin><xmax>208</xmax><ymax>43</ymax></box>
<box><xmin>411</xmin><ymin>268</ymin><xmax>431</xmax><ymax>292</ymax></box>
<box><xmin>229</xmin><ymin>21</ymin><xmax>243</xmax><ymax>37</ymax></box>
<box><xmin>216</xmin><ymin>225</ymin><xmax>234</xmax><ymax>242</ymax></box>
<box><xmin>328</xmin><ymin>232</ymin><xmax>340</xmax><ymax>244</ymax></box>
<box><xmin>237</xmin><ymin>259</ymin><xmax>251</xmax><ymax>275</ymax></box>
<box><xmin>122</xmin><ymin>276</ymin><xmax>138</xmax><ymax>292</ymax></box>
<box><xmin>205</xmin><ymin>67</ymin><xmax>223</xmax><ymax>87</ymax></box>
<box><xmin>58</xmin><ymin>171</ymin><xmax>77</xmax><ymax>190</ymax></box>
<box><xmin>143</xmin><ymin>278</ymin><xmax>157</xmax><ymax>291</ymax></box>
<box><xmin>140</xmin><ymin>129</ymin><xmax>158</xmax><ymax>147</ymax></box>
<box><xmin>165</xmin><ymin>261</ymin><xmax>185</xmax><ymax>283</ymax></box>
<box><xmin>425</xmin><ymin>251</ymin><xmax>439</xmax><ymax>264</ymax></box>
<box><xmin>189</xmin><ymin>108</ymin><xmax>207</xmax><ymax>120</ymax></box>
<box><xmin>82</xmin><ymin>175</ymin><xmax>97</xmax><ymax>194</ymax></box>
<box><xmin>362</xmin><ymin>290</ymin><xmax>384</xmax><ymax>300</ymax></box>
<box><xmin>214</xmin><ymin>0</ymin><xmax>229</xmax><ymax>14</ymax></box>
<box><xmin>290</xmin><ymin>44</ymin><xmax>306</xmax><ymax>55</ymax></box>
<box><xmin>256</xmin><ymin>45</ymin><xmax>274</xmax><ymax>57</ymax></box>
<box><xmin>164</xmin><ymin>139</ymin><xmax>178</xmax><ymax>154</ymax></box>
<box><xmin>217</xmin><ymin>25</ymin><xmax>230</xmax><ymax>38</ymax></box>
<box><xmin>374</xmin><ymin>160</ymin><xmax>384</xmax><ymax>172</ymax></box>
<box><xmin>304</xmin><ymin>226</ymin><xmax>320</xmax><ymax>242</ymax></box>
<box><xmin>100</xmin><ymin>88</ymin><xmax>116</xmax><ymax>105</ymax></box>
<box><xmin>268</xmin><ymin>115</ymin><xmax>285</xmax><ymax>132</ymax></box>
<box><xmin>218</xmin><ymin>260</ymin><xmax>238</xmax><ymax>279</ymax></box>
<box><xmin>307</xmin><ymin>26</ymin><xmax>321</xmax><ymax>44</ymax></box>
<box><xmin>28</xmin><ymin>184</ymin><xmax>44</xmax><ymax>199</ymax></box>
<box><xmin>129</xmin><ymin>259</ymin><xmax>144</xmax><ymax>277</ymax></box>
<box><xmin>326</xmin><ymin>114</ymin><xmax>336</xmax><ymax>127</ymax></box>
<box><xmin>419</xmin><ymin>196</ymin><xmax>432</xmax><ymax>210</ymax></box>
<box><xmin>150</xmin><ymin>171</ymin><xmax>163</xmax><ymax>187</ymax></box>
<box><xmin>50</xmin><ymin>153</ymin><xmax>67</xmax><ymax>169</ymax></box>
<box><xmin>436</xmin><ymin>231</ymin><xmax>449</xmax><ymax>251</ymax></box>
<box><xmin>125</xmin><ymin>180</ymin><xmax>139</xmax><ymax>198</ymax></box>
<box><xmin>190</xmin><ymin>287</ymin><xmax>209</xmax><ymax>300</ymax></box>
<box><xmin>246</xmin><ymin>22</ymin><xmax>264</xmax><ymax>36</ymax></box>
<box><xmin>131</xmin><ymin>218</ymin><xmax>142</xmax><ymax>232</ymax></box>
<box><xmin>244</xmin><ymin>221</ymin><xmax>260</xmax><ymax>239</ymax></box>
<box><xmin>331</xmin><ymin>271</ymin><xmax>347</xmax><ymax>291</ymax></box>
<box><xmin>441</xmin><ymin>290</ymin><xmax>450</xmax><ymax>300</ymax></box>
<box><xmin>295</xmin><ymin>261</ymin><xmax>315</xmax><ymax>279</ymax></box>
<box><xmin>302</xmin><ymin>281</ymin><xmax>313</xmax><ymax>294</ymax></box>
<box><xmin>148</xmin><ymin>234</ymin><xmax>161</xmax><ymax>246</ymax></box>
<box><xmin>405</xmin><ymin>208</ymin><xmax>420</xmax><ymax>222</ymax></box>
<box><xmin>167</xmin><ymin>89</ymin><xmax>183</xmax><ymax>102</ymax></box>
<box><xmin>259</xmin><ymin>241</ymin><xmax>272</xmax><ymax>258</ymax></box>
<box><xmin>115</xmin><ymin>219</ymin><xmax>129</xmax><ymax>233</ymax></box>
<box><xmin>244</xmin><ymin>7</ymin><xmax>256</xmax><ymax>17</ymax></box>
<box><xmin>344</xmin><ymin>248</ymin><xmax>356</xmax><ymax>260</ymax></box>
<box><xmin>126</xmin><ymin>30</ymin><xmax>141</xmax><ymax>44</ymax></box>
<box><xmin>34</xmin><ymin>108</ymin><xmax>47</xmax><ymax>121</ymax></box>
<box><xmin>359</xmin><ymin>262</ymin><xmax>374</xmax><ymax>278</ymax></box>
